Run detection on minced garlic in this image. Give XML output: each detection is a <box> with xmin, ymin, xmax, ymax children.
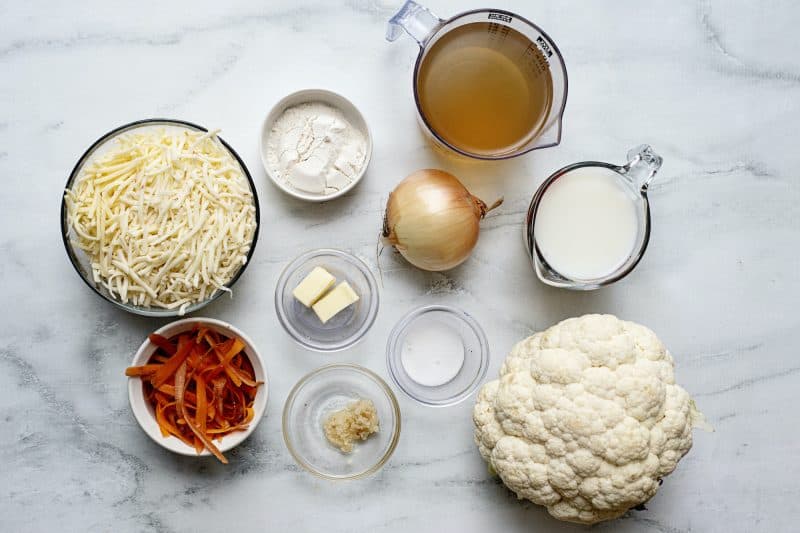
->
<box><xmin>323</xmin><ymin>398</ymin><xmax>379</xmax><ymax>453</ymax></box>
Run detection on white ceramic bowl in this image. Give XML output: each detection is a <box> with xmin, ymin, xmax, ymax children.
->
<box><xmin>259</xmin><ymin>89</ymin><xmax>373</xmax><ymax>202</ymax></box>
<box><xmin>127</xmin><ymin>317</ymin><xmax>268</xmax><ymax>458</ymax></box>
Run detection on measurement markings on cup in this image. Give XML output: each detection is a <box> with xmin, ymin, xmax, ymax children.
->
<box><xmin>488</xmin><ymin>12</ymin><xmax>512</xmax><ymax>23</ymax></box>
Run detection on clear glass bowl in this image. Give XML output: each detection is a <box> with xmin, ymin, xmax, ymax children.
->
<box><xmin>386</xmin><ymin>305</ymin><xmax>490</xmax><ymax>407</ymax></box>
<box><xmin>282</xmin><ymin>364</ymin><xmax>401</xmax><ymax>480</ymax></box>
<box><xmin>274</xmin><ymin>249</ymin><xmax>379</xmax><ymax>352</ymax></box>
<box><xmin>60</xmin><ymin>118</ymin><xmax>260</xmax><ymax>317</ymax></box>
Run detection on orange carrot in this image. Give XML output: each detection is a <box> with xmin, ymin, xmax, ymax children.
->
<box><xmin>155</xmin><ymin>384</ymin><xmax>196</xmax><ymax>403</ymax></box>
<box><xmin>212</xmin><ymin>377</ymin><xmax>226</xmax><ymax>418</ymax></box>
<box><xmin>150</xmin><ymin>335</ymin><xmax>192</xmax><ymax>389</ymax></box>
<box><xmin>156</xmin><ymin>401</ymin><xmax>193</xmax><ymax>446</ymax></box>
<box><xmin>214</xmin><ymin>338</ymin><xmax>249</xmax><ymax>387</ymax></box>
<box><xmin>148</xmin><ymin>333</ymin><xmax>177</xmax><ymax>355</ymax></box>
<box><xmin>221</xmin><ymin>338</ymin><xmax>245</xmax><ymax>364</ymax></box>
<box><xmin>124</xmin><ymin>364</ymin><xmax>161</xmax><ymax>377</ymax></box>
<box><xmin>196</xmin><ymin>374</ymin><xmax>208</xmax><ymax>435</ymax></box>
<box><xmin>180</xmin><ymin>402</ymin><xmax>227</xmax><ymax>464</ymax></box>
<box><xmin>174</xmin><ymin>361</ymin><xmax>187</xmax><ymax>415</ymax></box>
<box><xmin>195</xmin><ymin>326</ymin><xmax>208</xmax><ymax>345</ymax></box>
<box><xmin>126</xmin><ymin>325</ymin><xmax>262</xmax><ymax>464</ymax></box>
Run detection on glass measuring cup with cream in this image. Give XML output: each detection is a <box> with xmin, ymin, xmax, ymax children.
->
<box><xmin>524</xmin><ymin>145</ymin><xmax>663</xmax><ymax>289</ymax></box>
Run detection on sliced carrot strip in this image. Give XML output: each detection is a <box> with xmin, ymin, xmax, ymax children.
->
<box><xmin>155</xmin><ymin>402</ymin><xmax>171</xmax><ymax>438</ymax></box>
<box><xmin>207</xmin><ymin>406</ymin><xmax>256</xmax><ymax>434</ymax></box>
<box><xmin>155</xmin><ymin>384</ymin><xmax>197</xmax><ymax>405</ymax></box>
<box><xmin>156</xmin><ymin>402</ymin><xmax>193</xmax><ymax>446</ymax></box>
<box><xmin>125</xmin><ymin>364</ymin><xmax>161</xmax><ymax>377</ymax></box>
<box><xmin>221</xmin><ymin>338</ymin><xmax>245</xmax><ymax>364</ymax></box>
<box><xmin>202</xmin><ymin>331</ymin><xmax>221</xmax><ymax>349</ymax></box>
<box><xmin>195</xmin><ymin>327</ymin><xmax>208</xmax><ymax>345</ymax></box>
<box><xmin>188</xmin><ymin>343</ymin><xmax>205</xmax><ymax>369</ymax></box>
<box><xmin>212</xmin><ymin>339</ymin><xmax>234</xmax><ymax>361</ymax></box>
<box><xmin>196</xmin><ymin>374</ymin><xmax>208</xmax><ymax>435</ymax></box>
<box><xmin>213</xmin><ymin>377</ymin><xmax>226</xmax><ymax>417</ymax></box>
<box><xmin>180</xmin><ymin>402</ymin><xmax>227</xmax><ymax>464</ymax></box>
<box><xmin>151</xmin><ymin>335</ymin><xmax>192</xmax><ymax>388</ymax></box>
<box><xmin>213</xmin><ymin>339</ymin><xmax>250</xmax><ymax>387</ymax></box>
<box><xmin>174</xmin><ymin>361</ymin><xmax>187</xmax><ymax>414</ymax></box>
<box><xmin>149</xmin><ymin>333</ymin><xmax>177</xmax><ymax>355</ymax></box>
<box><xmin>207</xmin><ymin>423</ymin><xmax>249</xmax><ymax>434</ymax></box>
<box><xmin>230</xmin><ymin>365</ymin><xmax>258</xmax><ymax>387</ymax></box>
<box><xmin>224</xmin><ymin>366</ymin><xmax>242</xmax><ymax>387</ymax></box>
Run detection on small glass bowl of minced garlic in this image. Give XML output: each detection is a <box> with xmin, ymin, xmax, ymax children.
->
<box><xmin>282</xmin><ymin>364</ymin><xmax>400</xmax><ymax>480</ymax></box>
<box><xmin>323</xmin><ymin>398</ymin><xmax>379</xmax><ymax>453</ymax></box>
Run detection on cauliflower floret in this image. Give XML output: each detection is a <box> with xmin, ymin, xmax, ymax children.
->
<box><xmin>473</xmin><ymin>314</ymin><xmax>707</xmax><ymax>525</ymax></box>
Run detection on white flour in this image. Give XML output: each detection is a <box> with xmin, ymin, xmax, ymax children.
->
<box><xmin>266</xmin><ymin>102</ymin><xmax>367</xmax><ymax>196</ymax></box>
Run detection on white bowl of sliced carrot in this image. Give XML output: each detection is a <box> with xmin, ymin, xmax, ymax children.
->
<box><xmin>126</xmin><ymin>318</ymin><xmax>268</xmax><ymax>463</ymax></box>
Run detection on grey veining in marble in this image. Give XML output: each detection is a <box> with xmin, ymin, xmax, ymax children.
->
<box><xmin>1</xmin><ymin>1</ymin><xmax>798</xmax><ymax>531</ymax></box>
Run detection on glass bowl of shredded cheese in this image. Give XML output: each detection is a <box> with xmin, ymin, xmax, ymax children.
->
<box><xmin>61</xmin><ymin>119</ymin><xmax>260</xmax><ymax>316</ymax></box>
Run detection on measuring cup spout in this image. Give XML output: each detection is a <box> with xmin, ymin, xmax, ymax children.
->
<box><xmin>386</xmin><ymin>0</ymin><xmax>443</xmax><ymax>46</ymax></box>
<box><xmin>530</xmin><ymin>116</ymin><xmax>564</xmax><ymax>150</ymax></box>
<box><xmin>621</xmin><ymin>145</ymin><xmax>663</xmax><ymax>191</ymax></box>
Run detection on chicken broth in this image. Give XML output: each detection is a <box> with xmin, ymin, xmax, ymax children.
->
<box><xmin>416</xmin><ymin>22</ymin><xmax>554</xmax><ymax>156</ymax></box>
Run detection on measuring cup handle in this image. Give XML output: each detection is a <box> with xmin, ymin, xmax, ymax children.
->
<box><xmin>386</xmin><ymin>0</ymin><xmax>443</xmax><ymax>46</ymax></box>
<box><xmin>622</xmin><ymin>145</ymin><xmax>663</xmax><ymax>191</ymax></box>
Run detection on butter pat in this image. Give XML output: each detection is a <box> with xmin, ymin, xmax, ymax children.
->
<box><xmin>312</xmin><ymin>281</ymin><xmax>360</xmax><ymax>323</ymax></box>
<box><xmin>293</xmin><ymin>267</ymin><xmax>336</xmax><ymax>307</ymax></box>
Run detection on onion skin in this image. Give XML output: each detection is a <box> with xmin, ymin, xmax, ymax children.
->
<box><xmin>382</xmin><ymin>169</ymin><xmax>501</xmax><ymax>271</ymax></box>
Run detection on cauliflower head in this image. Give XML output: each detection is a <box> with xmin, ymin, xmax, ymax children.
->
<box><xmin>473</xmin><ymin>314</ymin><xmax>706</xmax><ymax>525</ymax></box>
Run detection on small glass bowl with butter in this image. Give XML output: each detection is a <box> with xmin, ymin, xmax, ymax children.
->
<box><xmin>275</xmin><ymin>249</ymin><xmax>379</xmax><ymax>352</ymax></box>
<box><xmin>386</xmin><ymin>305</ymin><xmax>490</xmax><ymax>407</ymax></box>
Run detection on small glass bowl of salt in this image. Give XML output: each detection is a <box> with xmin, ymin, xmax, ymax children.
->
<box><xmin>386</xmin><ymin>305</ymin><xmax>489</xmax><ymax>407</ymax></box>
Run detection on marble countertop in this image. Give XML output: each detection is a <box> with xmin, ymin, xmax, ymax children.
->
<box><xmin>1</xmin><ymin>1</ymin><xmax>798</xmax><ymax>531</ymax></box>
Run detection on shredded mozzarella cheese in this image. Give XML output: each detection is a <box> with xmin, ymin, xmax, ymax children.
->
<box><xmin>65</xmin><ymin>126</ymin><xmax>257</xmax><ymax>314</ymax></box>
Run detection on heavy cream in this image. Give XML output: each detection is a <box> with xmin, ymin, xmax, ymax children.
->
<box><xmin>534</xmin><ymin>167</ymin><xmax>639</xmax><ymax>280</ymax></box>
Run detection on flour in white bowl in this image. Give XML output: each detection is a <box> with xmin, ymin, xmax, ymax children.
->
<box><xmin>266</xmin><ymin>102</ymin><xmax>367</xmax><ymax>196</ymax></box>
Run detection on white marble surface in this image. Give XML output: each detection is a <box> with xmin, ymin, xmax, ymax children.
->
<box><xmin>1</xmin><ymin>1</ymin><xmax>798</xmax><ymax>531</ymax></box>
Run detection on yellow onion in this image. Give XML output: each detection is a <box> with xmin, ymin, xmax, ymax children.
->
<box><xmin>382</xmin><ymin>169</ymin><xmax>502</xmax><ymax>271</ymax></box>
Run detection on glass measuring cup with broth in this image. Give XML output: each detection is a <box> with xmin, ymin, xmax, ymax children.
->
<box><xmin>387</xmin><ymin>1</ymin><xmax>568</xmax><ymax>160</ymax></box>
<box><xmin>524</xmin><ymin>145</ymin><xmax>664</xmax><ymax>290</ymax></box>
